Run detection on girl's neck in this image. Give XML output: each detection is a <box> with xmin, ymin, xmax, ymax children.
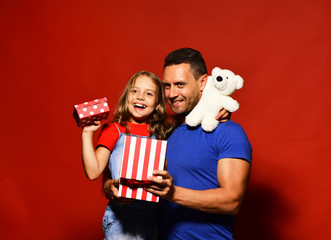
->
<box><xmin>128</xmin><ymin>118</ymin><xmax>148</xmax><ymax>125</ymax></box>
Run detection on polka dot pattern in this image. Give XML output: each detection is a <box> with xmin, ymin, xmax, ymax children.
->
<box><xmin>73</xmin><ymin>97</ymin><xmax>110</xmax><ymax>127</ymax></box>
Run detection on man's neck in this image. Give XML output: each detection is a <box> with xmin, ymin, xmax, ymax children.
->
<box><xmin>174</xmin><ymin>114</ymin><xmax>186</xmax><ymax>125</ymax></box>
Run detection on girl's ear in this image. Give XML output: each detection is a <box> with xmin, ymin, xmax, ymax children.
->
<box><xmin>155</xmin><ymin>104</ymin><xmax>160</xmax><ymax>111</ymax></box>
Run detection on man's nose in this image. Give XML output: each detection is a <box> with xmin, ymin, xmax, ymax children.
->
<box><xmin>167</xmin><ymin>87</ymin><xmax>178</xmax><ymax>98</ymax></box>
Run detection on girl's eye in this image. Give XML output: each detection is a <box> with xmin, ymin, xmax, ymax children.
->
<box><xmin>147</xmin><ymin>92</ymin><xmax>153</xmax><ymax>96</ymax></box>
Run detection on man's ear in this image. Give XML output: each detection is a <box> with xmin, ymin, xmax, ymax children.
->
<box><xmin>199</xmin><ymin>74</ymin><xmax>208</xmax><ymax>91</ymax></box>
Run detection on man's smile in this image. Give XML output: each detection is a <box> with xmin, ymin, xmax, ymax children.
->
<box><xmin>170</xmin><ymin>98</ymin><xmax>184</xmax><ymax>106</ymax></box>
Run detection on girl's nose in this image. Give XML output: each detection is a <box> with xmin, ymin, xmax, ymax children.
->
<box><xmin>136</xmin><ymin>93</ymin><xmax>144</xmax><ymax>100</ymax></box>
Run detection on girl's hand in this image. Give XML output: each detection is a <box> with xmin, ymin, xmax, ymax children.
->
<box><xmin>104</xmin><ymin>178</ymin><xmax>133</xmax><ymax>204</ymax></box>
<box><xmin>82</xmin><ymin>121</ymin><xmax>101</xmax><ymax>133</ymax></box>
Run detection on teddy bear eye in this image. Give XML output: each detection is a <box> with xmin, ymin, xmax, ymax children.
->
<box><xmin>216</xmin><ymin>76</ymin><xmax>223</xmax><ymax>82</ymax></box>
<box><xmin>226</xmin><ymin>77</ymin><xmax>228</xmax><ymax>79</ymax></box>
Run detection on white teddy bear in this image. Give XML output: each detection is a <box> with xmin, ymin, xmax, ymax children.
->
<box><xmin>185</xmin><ymin>67</ymin><xmax>244</xmax><ymax>132</ymax></box>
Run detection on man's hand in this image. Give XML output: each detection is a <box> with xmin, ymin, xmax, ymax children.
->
<box><xmin>215</xmin><ymin>108</ymin><xmax>231</xmax><ymax>123</ymax></box>
<box><xmin>103</xmin><ymin>178</ymin><xmax>132</xmax><ymax>204</ymax></box>
<box><xmin>145</xmin><ymin>170</ymin><xmax>175</xmax><ymax>200</ymax></box>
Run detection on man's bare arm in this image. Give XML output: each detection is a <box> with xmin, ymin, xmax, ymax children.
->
<box><xmin>146</xmin><ymin>158</ymin><xmax>250</xmax><ymax>215</ymax></box>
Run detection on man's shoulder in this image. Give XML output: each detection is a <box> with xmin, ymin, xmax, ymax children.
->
<box><xmin>212</xmin><ymin>120</ymin><xmax>250</xmax><ymax>143</ymax></box>
<box><xmin>216</xmin><ymin>120</ymin><xmax>245</xmax><ymax>132</ymax></box>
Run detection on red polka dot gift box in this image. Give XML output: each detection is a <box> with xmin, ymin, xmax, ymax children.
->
<box><xmin>73</xmin><ymin>97</ymin><xmax>110</xmax><ymax>127</ymax></box>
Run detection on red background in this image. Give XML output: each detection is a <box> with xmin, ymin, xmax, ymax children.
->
<box><xmin>1</xmin><ymin>0</ymin><xmax>330</xmax><ymax>239</ymax></box>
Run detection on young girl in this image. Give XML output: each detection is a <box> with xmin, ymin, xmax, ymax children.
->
<box><xmin>81</xmin><ymin>71</ymin><xmax>173</xmax><ymax>240</ymax></box>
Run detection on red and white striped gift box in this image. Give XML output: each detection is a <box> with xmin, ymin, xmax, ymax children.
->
<box><xmin>119</xmin><ymin>136</ymin><xmax>167</xmax><ymax>202</ymax></box>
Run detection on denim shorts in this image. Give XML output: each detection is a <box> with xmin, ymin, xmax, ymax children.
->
<box><xmin>102</xmin><ymin>201</ymin><xmax>159</xmax><ymax>240</ymax></box>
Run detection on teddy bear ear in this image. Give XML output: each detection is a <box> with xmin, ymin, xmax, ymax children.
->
<box><xmin>212</xmin><ymin>67</ymin><xmax>222</xmax><ymax>76</ymax></box>
<box><xmin>235</xmin><ymin>75</ymin><xmax>244</xmax><ymax>89</ymax></box>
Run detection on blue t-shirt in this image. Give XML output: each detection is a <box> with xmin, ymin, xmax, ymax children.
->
<box><xmin>161</xmin><ymin>120</ymin><xmax>252</xmax><ymax>240</ymax></box>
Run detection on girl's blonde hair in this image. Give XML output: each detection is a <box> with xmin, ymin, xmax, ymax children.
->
<box><xmin>113</xmin><ymin>71</ymin><xmax>173</xmax><ymax>140</ymax></box>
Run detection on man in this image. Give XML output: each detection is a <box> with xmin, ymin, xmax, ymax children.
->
<box><xmin>104</xmin><ymin>48</ymin><xmax>252</xmax><ymax>239</ymax></box>
<box><xmin>145</xmin><ymin>48</ymin><xmax>252</xmax><ymax>239</ymax></box>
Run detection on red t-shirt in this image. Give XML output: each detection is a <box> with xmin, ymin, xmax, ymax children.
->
<box><xmin>96</xmin><ymin>122</ymin><xmax>150</xmax><ymax>151</ymax></box>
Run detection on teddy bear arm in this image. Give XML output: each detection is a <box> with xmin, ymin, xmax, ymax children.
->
<box><xmin>185</xmin><ymin>102</ymin><xmax>205</xmax><ymax>126</ymax></box>
<box><xmin>201</xmin><ymin>112</ymin><xmax>220</xmax><ymax>132</ymax></box>
<box><xmin>222</xmin><ymin>97</ymin><xmax>239</xmax><ymax>112</ymax></box>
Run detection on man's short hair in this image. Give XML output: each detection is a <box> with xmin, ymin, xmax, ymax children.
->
<box><xmin>163</xmin><ymin>48</ymin><xmax>207</xmax><ymax>80</ymax></box>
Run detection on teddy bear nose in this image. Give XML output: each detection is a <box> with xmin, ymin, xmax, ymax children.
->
<box><xmin>216</xmin><ymin>76</ymin><xmax>223</xmax><ymax>82</ymax></box>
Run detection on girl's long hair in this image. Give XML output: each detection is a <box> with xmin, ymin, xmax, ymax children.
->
<box><xmin>112</xmin><ymin>71</ymin><xmax>174</xmax><ymax>140</ymax></box>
